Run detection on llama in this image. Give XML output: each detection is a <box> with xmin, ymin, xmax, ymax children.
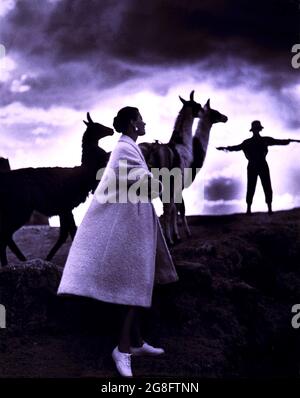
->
<box><xmin>177</xmin><ymin>99</ymin><xmax>228</xmax><ymax>237</ymax></box>
<box><xmin>142</xmin><ymin>98</ymin><xmax>228</xmax><ymax>243</ymax></box>
<box><xmin>0</xmin><ymin>157</ymin><xmax>49</xmax><ymax>225</ymax></box>
<box><xmin>164</xmin><ymin>91</ymin><xmax>202</xmax><ymax>244</ymax></box>
<box><xmin>0</xmin><ymin>113</ymin><xmax>113</xmax><ymax>266</ymax></box>
<box><xmin>140</xmin><ymin>91</ymin><xmax>201</xmax><ymax>245</ymax></box>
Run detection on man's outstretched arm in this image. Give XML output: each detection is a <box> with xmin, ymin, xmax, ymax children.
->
<box><xmin>217</xmin><ymin>143</ymin><xmax>244</xmax><ymax>152</ymax></box>
<box><xmin>266</xmin><ymin>137</ymin><xmax>300</xmax><ymax>146</ymax></box>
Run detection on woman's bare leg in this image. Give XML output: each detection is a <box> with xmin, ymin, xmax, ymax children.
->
<box><xmin>118</xmin><ymin>306</ymin><xmax>136</xmax><ymax>353</ymax></box>
<box><xmin>131</xmin><ymin>308</ymin><xmax>144</xmax><ymax>348</ymax></box>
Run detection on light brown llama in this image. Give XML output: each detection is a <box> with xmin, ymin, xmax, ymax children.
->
<box><xmin>140</xmin><ymin>91</ymin><xmax>202</xmax><ymax>245</ymax></box>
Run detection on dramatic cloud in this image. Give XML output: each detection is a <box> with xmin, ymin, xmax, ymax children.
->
<box><xmin>0</xmin><ymin>0</ymin><xmax>299</xmax><ymax>221</ymax></box>
<box><xmin>44</xmin><ymin>0</ymin><xmax>298</xmax><ymax>67</ymax></box>
<box><xmin>205</xmin><ymin>176</ymin><xmax>242</xmax><ymax>201</ymax></box>
<box><xmin>0</xmin><ymin>0</ymin><xmax>16</xmax><ymax>17</ymax></box>
<box><xmin>1</xmin><ymin>0</ymin><xmax>298</xmax><ymax>104</ymax></box>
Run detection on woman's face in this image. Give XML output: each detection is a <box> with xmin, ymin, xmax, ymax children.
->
<box><xmin>133</xmin><ymin>112</ymin><xmax>146</xmax><ymax>136</ymax></box>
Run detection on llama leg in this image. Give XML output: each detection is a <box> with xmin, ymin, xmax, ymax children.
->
<box><xmin>68</xmin><ymin>213</ymin><xmax>77</xmax><ymax>239</ymax></box>
<box><xmin>176</xmin><ymin>203</ymin><xmax>183</xmax><ymax>226</ymax></box>
<box><xmin>180</xmin><ymin>200</ymin><xmax>192</xmax><ymax>237</ymax></box>
<box><xmin>45</xmin><ymin>213</ymin><xmax>70</xmax><ymax>261</ymax></box>
<box><xmin>182</xmin><ymin>216</ymin><xmax>191</xmax><ymax>237</ymax></box>
<box><xmin>172</xmin><ymin>192</ymin><xmax>182</xmax><ymax>241</ymax></box>
<box><xmin>7</xmin><ymin>237</ymin><xmax>27</xmax><ymax>261</ymax></box>
<box><xmin>163</xmin><ymin>203</ymin><xmax>174</xmax><ymax>246</ymax></box>
<box><xmin>172</xmin><ymin>203</ymin><xmax>181</xmax><ymax>242</ymax></box>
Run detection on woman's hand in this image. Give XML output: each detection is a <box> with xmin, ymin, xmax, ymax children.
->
<box><xmin>146</xmin><ymin>175</ymin><xmax>163</xmax><ymax>200</ymax></box>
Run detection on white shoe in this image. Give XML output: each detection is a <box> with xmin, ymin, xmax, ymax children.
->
<box><xmin>130</xmin><ymin>342</ymin><xmax>165</xmax><ymax>356</ymax></box>
<box><xmin>112</xmin><ymin>346</ymin><xmax>133</xmax><ymax>377</ymax></box>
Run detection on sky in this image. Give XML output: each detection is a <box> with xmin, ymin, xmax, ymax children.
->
<box><xmin>0</xmin><ymin>0</ymin><xmax>299</xmax><ymax>225</ymax></box>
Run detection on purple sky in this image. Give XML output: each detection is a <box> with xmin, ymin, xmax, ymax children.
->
<box><xmin>0</xmin><ymin>0</ymin><xmax>299</xmax><ymax>224</ymax></box>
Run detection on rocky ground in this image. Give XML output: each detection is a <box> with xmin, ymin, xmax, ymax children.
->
<box><xmin>0</xmin><ymin>209</ymin><xmax>300</xmax><ymax>378</ymax></box>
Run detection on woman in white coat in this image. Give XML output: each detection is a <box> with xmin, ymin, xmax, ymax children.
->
<box><xmin>57</xmin><ymin>106</ymin><xmax>178</xmax><ymax>377</ymax></box>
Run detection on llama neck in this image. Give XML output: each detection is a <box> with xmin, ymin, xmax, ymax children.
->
<box><xmin>169</xmin><ymin>107</ymin><xmax>194</xmax><ymax>149</ymax></box>
<box><xmin>194</xmin><ymin>115</ymin><xmax>213</xmax><ymax>156</ymax></box>
<box><xmin>81</xmin><ymin>133</ymin><xmax>107</xmax><ymax>169</ymax></box>
<box><xmin>187</xmin><ymin>115</ymin><xmax>213</xmax><ymax>185</ymax></box>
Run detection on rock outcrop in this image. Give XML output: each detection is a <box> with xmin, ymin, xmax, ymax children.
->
<box><xmin>0</xmin><ymin>209</ymin><xmax>300</xmax><ymax>377</ymax></box>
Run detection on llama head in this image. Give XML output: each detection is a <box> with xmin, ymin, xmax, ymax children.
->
<box><xmin>200</xmin><ymin>99</ymin><xmax>228</xmax><ymax>124</ymax></box>
<box><xmin>179</xmin><ymin>90</ymin><xmax>202</xmax><ymax>118</ymax></box>
<box><xmin>83</xmin><ymin>112</ymin><xmax>114</xmax><ymax>139</ymax></box>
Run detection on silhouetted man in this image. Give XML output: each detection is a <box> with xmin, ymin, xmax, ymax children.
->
<box><xmin>217</xmin><ymin>120</ymin><xmax>300</xmax><ymax>215</ymax></box>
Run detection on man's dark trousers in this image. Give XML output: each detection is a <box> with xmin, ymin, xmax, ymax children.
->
<box><xmin>246</xmin><ymin>161</ymin><xmax>273</xmax><ymax>205</ymax></box>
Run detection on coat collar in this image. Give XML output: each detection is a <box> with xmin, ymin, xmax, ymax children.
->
<box><xmin>118</xmin><ymin>134</ymin><xmax>145</xmax><ymax>161</ymax></box>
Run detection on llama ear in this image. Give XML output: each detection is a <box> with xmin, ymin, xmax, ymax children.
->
<box><xmin>83</xmin><ymin>120</ymin><xmax>89</xmax><ymax>126</ymax></box>
<box><xmin>190</xmin><ymin>90</ymin><xmax>195</xmax><ymax>101</ymax></box>
<box><xmin>198</xmin><ymin>104</ymin><xmax>204</xmax><ymax>114</ymax></box>
<box><xmin>179</xmin><ymin>95</ymin><xmax>187</xmax><ymax>105</ymax></box>
<box><xmin>87</xmin><ymin>112</ymin><xmax>94</xmax><ymax>123</ymax></box>
<box><xmin>204</xmin><ymin>99</ymin><xmax>211</xmax><ymax>109</ymax></box>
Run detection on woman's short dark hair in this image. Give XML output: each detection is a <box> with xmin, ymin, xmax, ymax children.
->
<box><xmin>113</xmin><ymin>106</ymin><xmax>140</xmax><ymax>133</ymax></box>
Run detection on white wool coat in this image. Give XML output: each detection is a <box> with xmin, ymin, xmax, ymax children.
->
<box><xmin>57</xmin><ymin>134</ymin><xmax>178</xmax><ymax>307</ymax></box>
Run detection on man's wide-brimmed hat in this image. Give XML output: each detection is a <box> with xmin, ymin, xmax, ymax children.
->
<box><xmin>250</xmin><ymin>120</ymin><xmax>264</xmax><ymax>131</ymax></box>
